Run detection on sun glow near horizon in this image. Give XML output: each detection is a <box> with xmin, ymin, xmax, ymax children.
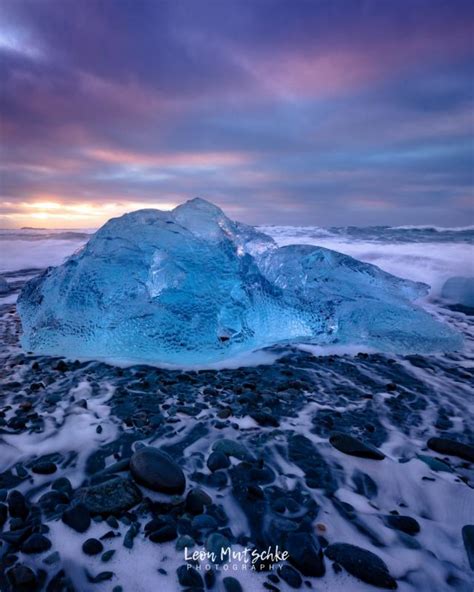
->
<box><xmin>0</xmin><ymin>198</ymin><xmax>179</xmax><ymax>229</ymax></box>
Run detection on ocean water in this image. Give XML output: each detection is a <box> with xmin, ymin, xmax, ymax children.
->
<box><xmin>260</xmin><ymin>225</ymin><xmax>474</xmax><ymax>299</ymax></box>
<box><xmin>2</xmin><ymin>224</ymin><xmax>473</xmax><ymax>294</ymax></box>
<box><xmin>0</xmin><ymin>225</ymin><xmax>473</xmax><ymax>592</ymax></box>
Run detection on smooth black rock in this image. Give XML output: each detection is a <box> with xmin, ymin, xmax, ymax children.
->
<box><xmin>62</xmin><ymin>503</ymin><xmax>91</xmax><ymax>533</ymax></box>
<box><xmin>191</xmin><ymin>514</ymin><xmax>217</xmax><ymax>531</ymax></box>
<box><xmin>38</xmin><ymin>490</ymin><xmax>69</xmax><ymax>513</ymax></box>
<box><xmin>21</xmin><ymin>533</ymin><xmax>52</xmax><ymax>554</ymax></box>
<box><xmin>83</xmin><ymin>538</ymin><xmax>104</xmax><ymax>555</ymax></box>
<box><xmin>325</xmin><ymin>543</ymin><xmax>397</xmax><ymax>589</ymax></box>
<box><xmin>0</xmin><ymin>502</ymin><xmax>7</xmax><ymax>528</ymax></box>
<box><xmin>204</xmin><ymin>569</ymin><xmax>216</xmax><ymax>589</ymax></box>
<box><xmin>176</xmin><ymin>564</ymin><xmax>204</xmax><ymax>588</ymax></box>
<box><xmin>427</xmin><ymin>437</ymin><xmax>474</xmax><ymax>463</ymax></box>
<box><xmin>123</xmin><ymin>523</ymin><xmax>139</xmax><ymax>549</ymax></box>
<box><xmin>329</xmin><ymin>432</ymin><xmax>385</xmax><ymax>460</ymax></box>
<box><xmin>285</xmin><ymin>532</ymin><xmax>325</xmax><ymax>577</ymax></box>
<box><xmin>102</xmin><ymin>549</ymin><xmax>116</xmax><ymax>562</ymax></box>
<box><xmin>462</xmin><ymin>525</ymin><xmax>474</xmax><ymax>570</ymax></box>
<box><xmin>7</xmin><ymin>490</ymin><xmax>29</xmax><ymax>519</ymax></box>
<box><xmin>77</xmin><ymin>477</ymin><xmax>142</xmax><ymax>514</ymax></box>
<box><xmin>52</xmin><ymin>477</ymin><xmax>73</xmax><ymax>497</ymax></box>
<box><xmin>130</xmin><ymin>447</ymin><xmax>185</xmax><ymax>494</ymax></box>
<box><xmin>278</xmin><ymin>564</ymin><xmax>302</xmax><ymax>588</ymax></box>
<box><xmin>186</xmin><ymin>488</ymin><xmax>212</xmax><ymax>515</ymax></box>
<box><xmin>223</xmin><ymin>576</ymin><xmax>243</xmax><ymax>592</ymax></box>
<box><xmin>250</xmin><ymin>412</ymin><xmax>280</xmax><ymax>427</ymax></box>
<box><xmin>86</xmin><ymin>570</ymin><xmax>114</xmax><ymax>583</ymax></box>
<box><xmin>106</xmin><ymin>516</ymin><xmax>119</xmax><ymax>529</ymax></box>
<box><xmin>384</xmin><ymin>515</ymin><xmax>420</xmax><ymax>536</ymax></box>
<box><xmin>32</xmin><ymin>461</ymin><xmax>57</xmax><ymax>475</ymax></box>
<box><xmin>149</xmin><ymin>524</ymin><xmax>177</xmax><ymax>543</ymax></box>
<box><xmin>207</xmin><ymin>451</ymin><xmax>230</xmax><ymax>472</ymax></box>
<box><xmin>6</xmin><ymin>564</ymin><xmax>37</xmax><ymax>591</ymax></box>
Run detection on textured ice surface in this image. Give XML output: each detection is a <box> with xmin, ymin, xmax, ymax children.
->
<box><xmin>441</xmin><ymin>276</ymin><xmax>474</xmax><ymax>307</ymax></box>
<box><xmin>18</xmin><ymin>199</ymin><xmax>461</xmax><ymax>364</ymax></box>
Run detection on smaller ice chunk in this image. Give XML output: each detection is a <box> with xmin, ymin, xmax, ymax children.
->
<box><xmin>441</xmin><ymin>276</ymin><xmax>474</xmax><ymax>307</ymax></box>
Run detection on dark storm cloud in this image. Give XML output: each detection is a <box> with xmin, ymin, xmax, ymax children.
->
<box><xmin>0</xmin><ymin>0</ymin><xmax>473</xmax><ymax>226</ymax></box>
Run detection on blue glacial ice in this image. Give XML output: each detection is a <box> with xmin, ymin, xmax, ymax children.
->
<box><xmin>18</xmin><ymin>198</ymin><xmax>462</xmax><ymax>364</ymax></box>
<box><xmin>441</xmin><ymin>276</ymin><xmax>474</xmax><ymax>307</ymax></box>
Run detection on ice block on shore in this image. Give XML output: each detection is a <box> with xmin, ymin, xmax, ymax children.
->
<box><xmin>18</xmin><ymin>198</ymin><xmax>461</xmax><ymax>364</ymax></box>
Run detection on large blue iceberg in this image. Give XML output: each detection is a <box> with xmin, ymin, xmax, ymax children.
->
<box><xmin>18</xmin><ymin>199</ymin><xmax>461</xmax><ymax>364</ymax></box>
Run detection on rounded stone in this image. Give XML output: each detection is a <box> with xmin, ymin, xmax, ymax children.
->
<box><xmin>278</xmin><ymin>564</ymin><xmax>302</xmax><ymax>588</ymax></box>
<box><xmin>427</xmin><ymin>437</ymin><xmax>474</xmax><ymax>463</ymax></box>
<box><xmin>6</xmin><ymin>564</ymin><xmax>37</xmax><ymax>591</ymax></box>
<box><xmin>32</xmin><ymin>461</ymin><xmax>57</xmax><ymax>475</ymax></box>
<box><xmin>329</xmin><ymin>432</ymin><xmax>385</xmax><ymax>460</ymax></box>
<box><xmin>8</xmin><ymin>490</ymin><xmax>29</xmax><ymax>519</ymax></box>
<box><xmin>130</xmin><ymin>447</ymin><xmax>185</xmax><ymax>494</ymax></box>
<box><xmin>186</xmin><ymin>488</ymin><xmax>212</xmax><ymax>515</ymax></box>
<box><xmin>77</xmin><ymin>477</ymin><xmax>142</xmax><ymax>515</ymax></box>
<box><xmin>384</xmin><ymin>514</ymin><xmax>420</xmax><ymax>536</ymax></box>
<box><xmin>325</xmin><ymin>543</ymin><xmax>397</xmax><ymax>589</ymax></box>
<box><xmin>223</xmin><ymin>577</ymin><xmax>243</xmax><ymax>592</ymax></box>
<box><xmin>21</xmin><ymin>533</ymin><xmax>52</xmax><ymax>554</ymax></box>
<box><xmin>207</xmin><ymin>451</ymin><xmax>231</xmax><ymax>472</ymax></box>
<box><xmin>176</xmin><ymin>564</ymin><xmax>203</xmax><ymax>588</ymax></box>
<box><xmin>149</xmin><ymin>524</ymin><xmax>177</xmax><ymax>543</ymax></box>
<box><xmin>285</xmin><ymin>532</ymin><xmax>325</xmax><ymax>577</ymax></box>
<box><xmin>62</xmin><ymin>503</ymin><xmax>91</xmax><ymax>533</ymax></box>
<box><xmin>83</xmin><ymin>538</ymin><xmax>104</xmax><ymax>555</ymax></box>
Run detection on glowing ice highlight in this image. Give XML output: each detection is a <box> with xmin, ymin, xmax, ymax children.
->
<box><xmin>18</xmin><ymin>199</ymin><xmax>461</xmax><ymax>364</ymax></box>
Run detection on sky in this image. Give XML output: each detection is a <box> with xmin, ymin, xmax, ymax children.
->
<box><xmin>0</xmin><ymin>0</ymin><xmax>473</xmax><ymax>228</ymax></box>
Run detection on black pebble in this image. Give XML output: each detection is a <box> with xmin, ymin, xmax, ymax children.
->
<box><xmin>384</xmin><ymin>514</ymin><xmax>420</xmax><ymax>536</ymax></box>
<box><xmin>278</xmin><ymin>565</ymin><xmax>302</xmax><ymax>588</ymax></box>
<box><xmin>149</xmin><ymin>524</ymin><xmax>177</xmax><ymax>543</ymax></box>
<box><xmin>8</xmin><ymin>490</ymin><xmax>29</xmax><ymax>519</ymax></box>
<box><xmin>82</xmin><ymin>538</ymin><xmax>104</xmax><ymax>555</ymax></box>
<box><xmin>427</xmin><ymin>437</ymin><xmax>474</xmax><ymax>463</ymax></box>
<box><xmin>62</xmin><ymin>503</ymin><xmax>91</xmax><ymax>533</ymax></box>
<box><xmin>101</xmin><ymin>549</ymin><xmax>116</xmax><ymax>562</ymax></box>
<box><xmin>176</xmin><ymin>564</ymin><xmax>203</xmax><ymax>588</ymax></box>
<box><xmin>86</xmin><ymin>570</ymin><xmax>114</xmax><ymax>583</ymax></box>
<box><xmin>285</xmin><ymin>532</ymin><xmax>325</xmax><ymax>577</ymax></box>
<box><xmin>6</xmin><ymin>564</ymin><xmax>38</xmax><ymax>591</ymax></box>
<box><xmin>32</xmin><ymin>461</ymin><xmax>57</xmax><ymax>475</ymax></box>
<box><xmin>52</xmin><ymin>477</ymin><xmax>73</xmax><ymax>497</ymax></box>
<box><xmin>329</xmin><ymin>432</ymin><xmax>385</xmax><ymax>460</ymax></box>
<box><xmin>0</xmin><ymin>502</ymin><xmax>7</xmax><ymax>528</ymax></box>
<box><xmin>207</xmin><ymin>451</ymin><xmax>231</xmax><ymax>472</ymax></box>
<box><xmin>223</xmin><ymin>576</ymin><xmax>243</xmax><ymax>592</ymax></box>
<box><xmin>325</xmin><ymin>543</ymin><xmax>397</xmax><ymax>589</ymax></box>
<box><xmin>185</xmin><ymin>488</ymin><xmax>212</xmax><ymax>515</ymax></box>
<box><xmin>21</xmin><ymin>533</ymin><xmax>52</xmax><ymax>554</ymax></box>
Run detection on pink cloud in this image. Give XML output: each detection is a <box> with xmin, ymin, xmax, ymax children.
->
<box><xmin>86</xmin><ymin>147</ymin><xmax>251</xmax><ymax>168</ymax></box>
